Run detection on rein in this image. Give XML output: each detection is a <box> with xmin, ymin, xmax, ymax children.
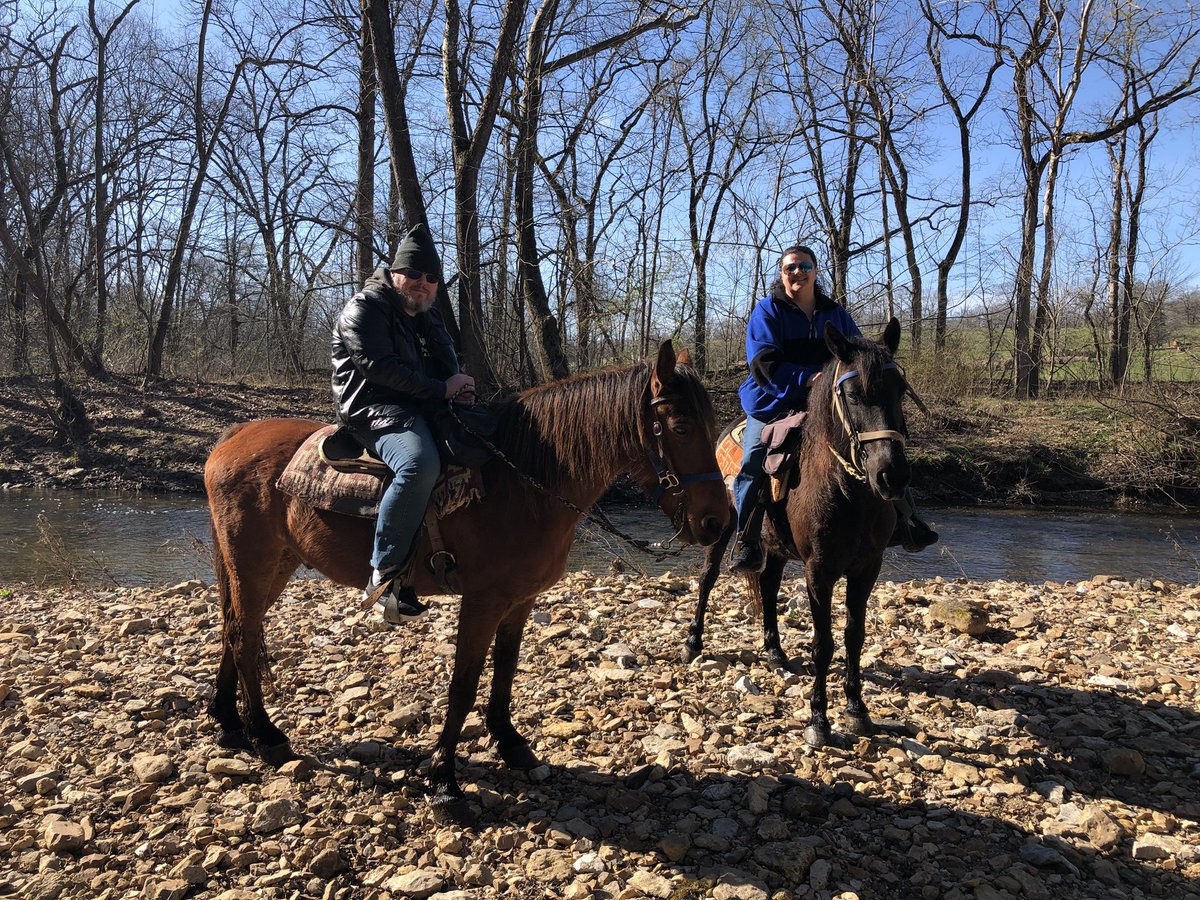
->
<box><xmin>828</xmin><ymin>360</ymin><xmax>907</xmax><ymax>482</ymax></box>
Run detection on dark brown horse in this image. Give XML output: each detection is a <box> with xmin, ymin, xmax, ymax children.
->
<box><xmin>204</xmin><ymin>341</ymin><xmax>728</xmax><ymax>818</ymax></box>
<box><xmin>685</xmin><ymin>319</ymin><xmax>910</xmax><ymax>747</ymax></box>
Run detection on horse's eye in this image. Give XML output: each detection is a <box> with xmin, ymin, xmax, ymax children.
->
<box><xmin>671</xmin><ymin>422</ymin><xmax>692</xmax><ymax>435</ymax></box>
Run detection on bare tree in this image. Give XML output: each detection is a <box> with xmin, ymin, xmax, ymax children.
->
<box><xmin>87</xmin><ymin>0</ymin><xmax>140</xmax><ymax>370</ymax></box>
<box><xmin>949</xmin><ymin>0</ymin><xmax>1200</xmax><ymax>398</ymax></box>
<box><xmin>668</xmin><ymin>0</ymin><xmax>769</xmax><ymax>373</ymax></box>
<box><xmin>921</xmin><ymin>0</ymin><xmax>1003</xmax><ymax>352</ymax></box>
<box><xmin>146</xmin><ymin>0</ymin><xmax>304</xmax><ymax>378</ymax></box>
<box><xmin>440</xmin><ymin>0</ymin><xmax>529</xmax><ymax>393</ymax></box>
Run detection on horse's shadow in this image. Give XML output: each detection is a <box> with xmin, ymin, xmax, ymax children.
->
<box><xmin>341</xmin><ymin>746</ymin><xmax>1199</xmax><ymax>897</ymax></box>
<box><xmin>865</xmin><ymin>659</ymin><xmax>1200</xmax><ymax>820</ymax></box>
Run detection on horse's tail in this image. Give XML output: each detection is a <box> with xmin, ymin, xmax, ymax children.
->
<box><xmin>745</xmin><ymin>570</ymin><xmax>764</xmax><ymax>621</ymax></box>
<box><xmin>211</xmin><ymin>519</ymin><xmax>235</xmax><ymax>638</ymax></box>
<box><xmin>212</xmin><ymin>422</ymin><xmax>251</xmax><ymax>449</ymax></box>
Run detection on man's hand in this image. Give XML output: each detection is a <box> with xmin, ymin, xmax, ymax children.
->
<box><xmin>445</xmin><ymin>372</ymin><xmax>476</xmax><ymax>404</ymax></box>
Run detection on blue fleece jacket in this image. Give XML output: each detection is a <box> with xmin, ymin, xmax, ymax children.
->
<box><xmin>738</xmin><ymin>287</ymin><xmax>862</xmax><ymax>421</ymax></box>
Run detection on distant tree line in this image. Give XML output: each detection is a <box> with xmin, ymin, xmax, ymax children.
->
<box><xmin>2</xmin><ymin>0</ymin><xmax>1199</xmax><ymax>443</ymax></box>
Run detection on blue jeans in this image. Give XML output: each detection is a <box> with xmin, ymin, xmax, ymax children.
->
<box><xmin>732</xmin><ymin>414</ymin><xmax>770</xmax><ymax>535</ymax></box>
<box><xmin>358</xmin><ymin>418</ymin><xmax>441</xmax><ymax>572</ymax></box>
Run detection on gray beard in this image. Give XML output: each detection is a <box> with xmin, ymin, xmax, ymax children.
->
<box><xmin>396</xmin><ymin>290</ymin><xmax>431</xmax><ymax>316</ymax></box>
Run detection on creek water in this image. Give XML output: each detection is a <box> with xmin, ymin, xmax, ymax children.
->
<box><xmin>0</xmin><ymin>490</ymin><xmax>1197</xmax><ymax>587</ymax></box>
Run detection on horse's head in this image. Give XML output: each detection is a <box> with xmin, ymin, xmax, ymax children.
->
<box><xmin>636</xmin><ymin>340</ymin><xmax>730</xmax><ymax>546</ymax></box>
<box><xmin>822</xmin><ymin>318</ymin><xmax>911</xmax><ymax>501</ymax></box>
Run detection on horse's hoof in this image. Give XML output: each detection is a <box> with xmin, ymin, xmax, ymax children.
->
<box><xmin>217</xmin><ymin>729</ymin><xmax>254</xmax><ymax>752</ymax></box>
<box><xmin>498</xmin><ymin>741</ymin><xmax>541</xmax><ymax>771</ymax></box>
<box><xmin>803</xmin><ymin>724</ymin><xmax>831</xmax><ymax>748</ymax></box>
<box><xmin>259</xmin><ymin>741</ymin><xmax>296</xmax><ymax>767</ymax></box>
<box><xmin>429</xmin><ymin>789</ymin><xmax>476</xmax><ymax>826</ymax></box>
<box><xmin>766</xmin><ymin>648</ymin><xmax>792</xmax><ymax>671</ymax></box>
<box><xmin>680</xmin><ymin>644</ymin><xmax>700</xmax><ymax>664</ymax></box>
<box><xmin>844</xmin><ymin>711</ymin><xmax>874</xmax><ymax>737</ymax></box>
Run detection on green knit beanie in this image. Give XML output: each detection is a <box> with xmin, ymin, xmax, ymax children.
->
<box><xmin>391</xmin><ymin>223</ymin><xmax>442</xmax><ymax>277</ymax></box>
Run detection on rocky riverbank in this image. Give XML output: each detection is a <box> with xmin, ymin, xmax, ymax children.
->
<box><xmin>1</xmin><ymin>572</ymin><xmax>1198</xmax><ymax>899</ymax></box>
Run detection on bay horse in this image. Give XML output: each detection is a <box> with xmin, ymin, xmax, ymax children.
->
<box><xmin>204</xmin><ymin>341</ymin><xmax>728</xmax><ymax>818</ymax></box>
<box><xmin>685</xmin><ymin>319</ymin><xmax>910</xmax><ymax>747</ymax></box>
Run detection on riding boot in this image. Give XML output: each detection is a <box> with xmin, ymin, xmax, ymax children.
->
<box><xmin>729</xmin><ymin>502</ymin><xmax>765</xmax><ymax>573</ymax></box>
<box><xmin>889</xmin><ymin>489</ymin><xmax>938</xmax><ymax>553</ymax></box>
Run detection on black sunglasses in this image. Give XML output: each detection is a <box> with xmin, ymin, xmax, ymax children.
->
<box><xmin>784</xmin><ymin>262</ymin><xmax>814</xmax><ymax>274</ymax></box>
<box><xmin>397</xmin><ymin>267</ymin><xmax>439</xmax><ymax>284</ymax></box>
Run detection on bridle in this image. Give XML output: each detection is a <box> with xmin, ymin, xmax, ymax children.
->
<box><xmin>642</xmin><ymin>385</ymin><xmax>723</xmax><ymax>541</ymax></box>
<box><xmin>828</xmin><ymin>360</ymin><xmax>908</xmax><ymax>483</ymax></box>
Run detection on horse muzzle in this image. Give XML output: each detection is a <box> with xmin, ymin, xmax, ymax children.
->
<box><xmin>869</xmin><ymin>452</ymin><xmax>911</xmax><ymax>502</ymax></box>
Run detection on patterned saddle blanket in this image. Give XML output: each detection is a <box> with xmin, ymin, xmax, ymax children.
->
<box><xmin>716</xmin><ymin>414</ymin><xmax>806</xmax><ymax>503</ymax></box>
<box><xmin>276</xmin><ymin>425</ymin><xmax>484</xmax><ymax>519</ymax></box>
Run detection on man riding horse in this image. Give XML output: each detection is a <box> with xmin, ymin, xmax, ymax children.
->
<box><xmin>331</xmin><ymin>224</ymin><xmax>476</xmax><ymax>624</ymax></box>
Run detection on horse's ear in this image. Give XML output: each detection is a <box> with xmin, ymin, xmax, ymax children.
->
<box><xmin>824</xmin><ymin>321</ymin><xmax>854</xmax><ymax>363</ymax></box>
<box><xmin>676</xmin><ymin>347</ymin><xmax>691</xmax><ymax>366</ymax></box>
<box><xmin>653</xmin><ymin>339</ymin><xmax>678</xmax><ymax>393</ymax></box>
<box><xmin>880</xmin><ymin>317</ymin><xmax>901</xmax><ymax>355</ymax></box>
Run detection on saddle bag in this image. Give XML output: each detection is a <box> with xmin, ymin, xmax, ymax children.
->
<box><xmin>761</xmin><ymin>411</ymin><xmax>806</xmax><ymax>478</ymax></box>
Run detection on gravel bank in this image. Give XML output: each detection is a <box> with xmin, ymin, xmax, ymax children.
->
<box><xmin>1</xmin><ymin>572</ymin><xmax>1198</xmax><ymax>899</ymax></box>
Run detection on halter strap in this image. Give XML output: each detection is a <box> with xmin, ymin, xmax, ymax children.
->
<box><xmin>829</xmin><ymin>361</ymin><xmax>907</xmax><ymax>480</ymax></box>
<box><xmin>644</xmin><ymin>390</ymin><xmax>723</xmax><ymax>504</ymax></box>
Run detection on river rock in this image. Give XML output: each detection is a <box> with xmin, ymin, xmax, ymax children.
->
<box><xmin>1101</xmin><ymin>747</ymin><xmax>1145</xmax><ymax>777</ymax></box>
<box><xmin>132</xmin><ymin>753</ymin><xmax>174</xmax><ymax>784</ymax></box>
<box><xmin>206</xmin><ymin>757</ymin><xmax>254</xmax><ymax>777</ymax></box>
<box><xmin>927</xmin><ymin>598</ymin><xmax>990</xmax><ymax>635</ymax></box>
<box><xmin>250</xmin><ymin>799</ymin><xmax>302</xmax><ymax>833</ymax></box>
<box><xmin>727</xmin><ymin>743</ymin><xmax>776</xmax><ymax>772</ymax></box>
<box><xmin>43</xmin><ymin>819</ymin><xmax>85</xmax><ymax>853</ymax></box>
<box><xmin>1081</xmin><ymin>808</ymin><xmax>1124</xmax><ymax>850</ymax></box>
<box><xmin>386</xmin><ymin>869</ymin><xmax>445</xmax><ymax>898</ymax></box>
<box><xmin>627</xmin><ymin>870</ymin><xmax>673</xmax><ymax>897</ymax></box>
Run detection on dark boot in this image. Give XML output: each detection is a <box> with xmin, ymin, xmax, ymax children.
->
<box><xmin>889</xmin><ymin>491</ymin><xmax>938</xmax><ymax>553</ymax></box>
<box><xmin>366</xmin><ymin>569</ymin><xmax>430</xmax><ymax>625</ymax></box>
<box><xmin>729</xmin><ymin>504</ymin><xmax>765</xmax><ymax>573</ymax></box>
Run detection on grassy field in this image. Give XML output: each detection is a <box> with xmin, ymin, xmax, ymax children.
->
<box><xmin>899</xmin><ymin>325</ymin><xmax>1200</xmax><ymax>391</ymax></box>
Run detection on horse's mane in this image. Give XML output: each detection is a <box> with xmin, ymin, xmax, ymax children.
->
<box><xmin>490</xmin><ymin>358</ymin><xmax>716</xmax><ymax>490</ymax></box>
<box><xmin>804</xmin><ymin>334</ymin><xmax>894</xmax><ymax>451</ymax></box>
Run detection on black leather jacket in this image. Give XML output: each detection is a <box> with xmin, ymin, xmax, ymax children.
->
<box><xmin>331</xmin><ymin>268</ymin><xmax>459</xmax><ymax>433</ymax></box>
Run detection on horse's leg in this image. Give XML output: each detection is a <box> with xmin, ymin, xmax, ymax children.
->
<box><xmin>842</xmin><ymin>564</ymin><xmax>882</xmax><ymax>737</ymax></box>
<box><xmin>485</xmin><ymin>599</ymin><xmax>540</xmax><ymax>770</ymax></box>
<box><xmin>206</xmin><ymin>537</ymin><xmax>253</xmax><ymax>751</ymax></box>
<box><xmin>227</xmin><ymin>552</ymin><xmax>298</xmax><ymax>764</ymax></box>
<box><xmin>758</xmin><ymin>553</ymin><xmax>791</xmax><ymax>671</ymax></box>
<box><xmin>428</xmin><ymin>598</ymin><xmax>505</xmax><ymax>821</ymax></box>
<box><xmin>683</xmin><ymin>515</ymin><xmax>734</xmax><ymax>663</ymax></box>
<box><xmin>802</xmin><ymin>568</ymin><xmax>837</xmax><ymax>748</ymax></box>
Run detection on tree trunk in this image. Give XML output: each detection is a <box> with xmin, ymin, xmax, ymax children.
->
<box><xmin>355</xmin><ymin>0</ymin><xmax>376</xmax><ymax>285</ymax></box>
<box><xmin>514</xmin><ymin>0</ymin><xmax>569</xmax><ymax>381</ymax></box>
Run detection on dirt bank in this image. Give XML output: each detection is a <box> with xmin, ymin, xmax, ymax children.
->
<box><xmin>0</xmin><ymin>374</ymin><xmax>1194</xmax><ymax>511</ymax></box>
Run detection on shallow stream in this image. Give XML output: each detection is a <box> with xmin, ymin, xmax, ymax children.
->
<box><xmin>1</xmin><ymin>491</ymin><xmax>1196</xmax><ymax>587</ymax></box>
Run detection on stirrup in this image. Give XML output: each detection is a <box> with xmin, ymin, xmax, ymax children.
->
<box><xmin>375</xmin><ymin>588</ymin><xmax>429</xmax><ymax>624</ymax></box>
<box><xmin>728</xmin><ymin>540</ymin><xmax>763</xmax><ymax>573</ymax></box>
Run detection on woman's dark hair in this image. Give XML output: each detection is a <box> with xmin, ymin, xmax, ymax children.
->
<box><xmin>768</xmin><ymin>244</ymin><xmax>834</xmax><ymax>306</ymax></box>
